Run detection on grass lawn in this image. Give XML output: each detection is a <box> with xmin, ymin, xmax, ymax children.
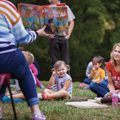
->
<box><xmin>2</xmin><ymin>81</ymin><xmax>120</xmax><ymax>120</ymax></box>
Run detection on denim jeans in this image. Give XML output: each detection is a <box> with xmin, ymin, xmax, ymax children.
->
<box><xmin>89</xmin><ymin>79</ymin><xmax>109</xmax><ymax>97</ymax></box>
<box><xmin>0</xmin><ymin>49</ymin><xmax>39</xmax><ymax>107</ymax></box>
<box><xmin>83</xmin><ymin>78</ymin><xmax>92</xmax><ymax>85</ymax></box>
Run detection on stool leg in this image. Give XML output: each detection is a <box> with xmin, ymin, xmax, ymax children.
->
<box><xmin>7</xmin><ymin>84</ymin><xmax>17</xmax><ymax>120</ymax></box>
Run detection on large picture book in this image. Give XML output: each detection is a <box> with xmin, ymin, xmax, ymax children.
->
<box><xmin>18</xmin><ymin>3</ymin><xmax>68</xmax><ymax>36</ymax></box>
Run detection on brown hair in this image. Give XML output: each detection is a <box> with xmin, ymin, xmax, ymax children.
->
<box><xmin>111</xmin><ymin>43</ymin><xmax>120</xmax><ymax>66</ymax></box>
<box><xmin>92</xmin><ymin>55</ymin><xmax>105</xmax><ymax>68</ymax></box>
<box><xmin>52</xmin><ymin>60</ymin><xmax>70</xmax><ymax>71</ymax></box>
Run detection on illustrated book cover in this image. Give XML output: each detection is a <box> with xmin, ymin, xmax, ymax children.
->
<box><xmin>18</xmin><ymin>3</ymin><xmax>68</xmax><ymax>36</ymax></box>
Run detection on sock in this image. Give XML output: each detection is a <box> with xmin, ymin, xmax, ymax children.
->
<box><xmin>33</xmin><ymin>111</ymin><xmax>42</xmax><ymax>117</ymax></box>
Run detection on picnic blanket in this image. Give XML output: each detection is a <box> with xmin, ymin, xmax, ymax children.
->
<box><xmin>65</xmin><ymin>100</ymin><xmax>108</xmax><ymax>108</ymax></box>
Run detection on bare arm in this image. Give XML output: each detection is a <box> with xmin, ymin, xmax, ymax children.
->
<box><xmin>86</xmin><ymin>62</ymin><xmax>93</xmax><ymax>78</ymax></box>
<box><xmin>90</xmin><ymin>69</ymin><xmax>95</xmax><ymax>79</ymax></box>
<box><xmin>107</xmin><ymin>71</ymin><xmax>115</xmax><ymax>91</ymax></box>
<box><xmin>62</xmin><ymin>80</ymin><xmax>71</xmax><ymax>90</ymax></box>
<box><xmin>65</xmin><ymin>20</ymin><xmax>75</xmax><ymax>39</ymax></box>
<box><xmin>47</xmin><ymin>72</ymin><xmax>56</xmax><ymax>88</ymax></box>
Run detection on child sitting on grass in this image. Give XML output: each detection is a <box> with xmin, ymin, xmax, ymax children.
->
<box><xmin>17</xmin><ymin>51</ymin><xmax>44</xmax><ymax>90</ymax></box>
<box><xmin>7</xmin><ymin>51</ymin><xmax>44</xmax><ymax>99</ymax></box>
<box><xmin>89</xmin><ymin>55</ymin><xmax>109</xmax><ymax>97</ymax></box>
<box><xmin>42</xmin><ymin>60</ymin><xmax>73</xmax><ymax>100</ymax></box>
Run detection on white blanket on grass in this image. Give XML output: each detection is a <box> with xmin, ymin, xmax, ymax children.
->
<box><xmin>65</xmin><ymin>101</ymin><xmax>108</xmax><ymax>108</ymax></box>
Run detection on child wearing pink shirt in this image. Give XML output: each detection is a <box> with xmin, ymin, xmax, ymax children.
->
<box><xmin>29</xmin><ymin>63</ymin><xmax>44</xmax><ymax>89</ymax></box>
<box><xmin>15</xmin><ymin>51</ymin><xmax>45</xmax><ymax>91</ymax></box>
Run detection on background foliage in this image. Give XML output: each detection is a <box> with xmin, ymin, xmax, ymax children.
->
<box><xmin>11</xmin><ymin>0</ymin><xmax>120</xmax><ymax>81</ymax></box>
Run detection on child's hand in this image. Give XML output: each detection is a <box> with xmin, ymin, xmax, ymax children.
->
<box><xmin>92</xmin><ymin>67</ymin><xmax>96</xmax><ymax>71</ymax></box>
<box><xmin>37</xmin><ymin>26</ymin><xmax>54</xmax><ymax>37</ymax></box>
<box><xmin>105</xmin><ymin>90</ymin><xmax>120</xmax><ymax>97</ymax></box>
<box><xmin>52</xmin><ymin>70</ymin><xmax>56</xmax><ymax>76</ymax></box>
<box><xmin>110</xmin><ymin>90</ymin><xmax>120</xmax><ymax>94</ymax></box>
<box><xmin>104</xmin><ymin>92</ymin><xmax>112</xmax><ymax>97</ymax></box>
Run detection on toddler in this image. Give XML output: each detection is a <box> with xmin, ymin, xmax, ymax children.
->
<box><xmin>42</xmin><ymin>60</ymin><xmax>72</xmax><ymax>100</ymax></box>
<box><xmin>15</xmin><ymin>51</ymin><xmax>45</xmax><ymax>91</ymax></box>
<box><xmin>89</xmin><ymin>56</ymin><xmax>109</xmax><ymax>97</ymax></box>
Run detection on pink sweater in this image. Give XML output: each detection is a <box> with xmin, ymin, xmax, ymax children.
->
<box><xmin>29</xmin><ymin>63</ymin><xmax>42</xmax><ymax>87</ymax></box>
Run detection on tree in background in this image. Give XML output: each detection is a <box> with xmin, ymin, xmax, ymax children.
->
<box><xmin>11</xmin><ymin>0</ymin><xmax>120</xmax><ymax>81</ymax></box>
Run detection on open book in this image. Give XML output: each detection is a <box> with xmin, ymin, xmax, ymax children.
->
<box><xmin>18</xmin><ymin>3</ymin><xmax>68</xmax><ymax>36</ymax></box>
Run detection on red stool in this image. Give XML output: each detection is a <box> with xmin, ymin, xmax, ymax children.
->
<box><xmin>0</xmin><ymin>74</ymin><xmax>17</xmax><ymax>120</ymax></box>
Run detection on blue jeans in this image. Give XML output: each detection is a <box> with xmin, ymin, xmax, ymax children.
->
<box><xmin>89</xmin><ymin>80</ymin><xmax>109</xmax><ymax>97</ymax></box>
<box><xmin>0</xmin><ymin>49</ymin><xmax>39</xmax><ymax>107</ymax></box>
<box><xmin>83</xmin><ymin>78</ymin><xmax>91</xmax><ymax>85</ymax></box>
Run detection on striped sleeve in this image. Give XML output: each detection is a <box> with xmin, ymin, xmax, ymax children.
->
<box><xmin>0</xmin><ymin>0</ymin><xmax>20</xmax><ymax>26</ymax></box>
<box><xmin>0</xmin><ymin>0</ymin><xmax>37</xmax><ymax>44</ymax></box>
<box><xmin>11</xmin><ymin>18</ymin><xmax>37</xmax><ymax>44</ymax></box>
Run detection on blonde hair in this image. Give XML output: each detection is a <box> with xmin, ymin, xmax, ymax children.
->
<box><xmin>22</xmin><ymin>51</ymin><xmax>34</xmax><ymax>65</ymax></box>
<box><xmin>111</xmin><ymin>43</ymin><xmax>120</xmax><ymax>66</ymax></box>
<box><xmin>52</xmin><ymin>60</ymin><xmax>70</xmax><ymax>71</ymax></box>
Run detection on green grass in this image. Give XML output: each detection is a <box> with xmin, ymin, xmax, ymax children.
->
<box><xmin>3</xmin><ymin>82</ymin><xmax>120</xmax><ymax>120</ymax></box>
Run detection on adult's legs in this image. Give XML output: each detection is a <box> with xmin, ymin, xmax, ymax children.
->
<box><xmin>49</xmin><ymin>37</ymin><xmax>70</xmax><ymax>70</ymax></box>
<box><xmin>0</xmin><ymin>49</ymin><xmax>45</xmax><ymax>119</ymax></box>
<box><xmin>49</xmin><ymin>38</ymin><xmax>60</xmax><ymax>67</ymax></box>
<box><xmin>59</xmin><ymin>38</ymin><xmax>69</xmax><ymax>65</ymax></box>
<box><xmin>89</xmin><ymin>81</ymin><xmax>109</xmax><ymax>97</ymax></box>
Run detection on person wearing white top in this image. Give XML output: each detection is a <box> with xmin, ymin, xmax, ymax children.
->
<box><xmin>48</xmin><ymin>0</ymin><xmax>75</xmax><ymax>67</ymax></box>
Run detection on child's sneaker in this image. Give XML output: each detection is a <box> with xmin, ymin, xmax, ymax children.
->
<box><xmin>79</xmin><ymin>83</ymin><xmax>87</xmax><ymax>87</ymax></box>
<box><xmin>94</xmin><ymin>97</ymin><xmax>102</xmax><ymax>103</ymax></box>
<box><xmin>32</xmin><ymin>112</ymin><xmax>46</xmax><ymax>120</ymax></box>
<box><xmin>37</xmin><ymin>93</ymin><xmax>43</xmax><ymax>99</ymax></box>
<box><xmin>42</xmin><ymin>93</ymin><xmax>52</xmax><ymax>100</ymax></box>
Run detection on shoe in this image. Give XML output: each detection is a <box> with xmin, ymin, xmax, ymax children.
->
<box><xmin>42</xmin><ymin>93</ymin><xmax>52</xmax><ymax>100</ymax></box>
<box><xmin>79</xmin><ymin>83</ymin><xmax>87</xmax><ymax>87</ymax></box>
<box><xmin>88</xmin><ymin>97</ymin><xmax>102</xmax><ymax>104</ymax></box>
<box><xmin>37</xmin><ymin>93</ymin><xmax>43</xmax><ymax>99</ymax></box>
<box><xmin>32</xmin><ymin>112</ymin><xmax>46</xmax><ymax>120</ymax></box>
<box><xmin>94</xmin><ymin>97</ymin><xmax>102</xmax><ymax>103</ymax></box>
<box><xmin>42</xmin><ymin>93</ymin><xmax>48</xmax><ymax>100</ymax></box>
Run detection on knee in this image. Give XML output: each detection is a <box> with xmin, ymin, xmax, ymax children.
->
<box><xmin>84</xmin><ymin>78</ymin><xmax>91</xmax><ymax>84</ymax></box>
<box><xmin>89</xmin><ymin>82</ymin><xmax>97</xmax><ymax>90</ymax></box>
<box><xmin>60</xmin><ymin>90</ymin><xmax>69</xmax><ymax>97</ymax></box>
<box><xmin>83</xmin><ymin>78</ymin><xmax>88</xmax><ymax>83</ymax></box>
